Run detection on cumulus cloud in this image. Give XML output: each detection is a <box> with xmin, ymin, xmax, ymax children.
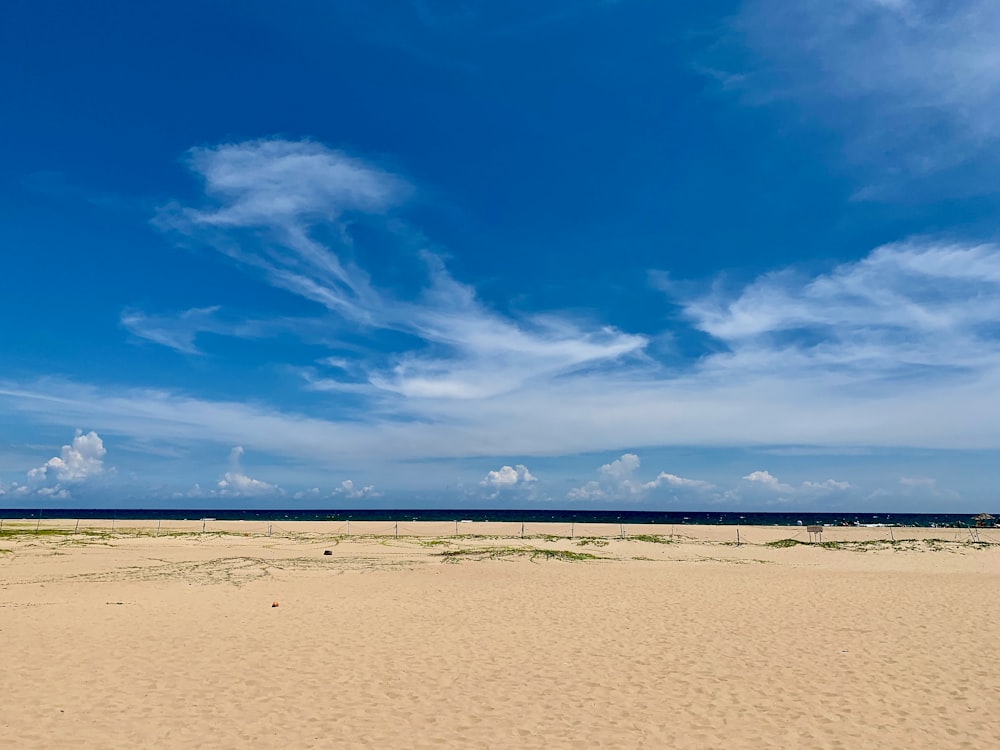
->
<box><xmin>333</xmin><ymin>479</ymin><xmax>380</xmax><ymax>500</ymax></box>
<box><xmin>27</xmin><ymin>430</ymin><xmax>106</xmax><ymax>484</ymax></box>
<box><xmin>721</xmin><ymin>0</ymin><xmax>1000</xmax><ymax>193</ymax></box>
<box><xmin>568</xmin><ymin>454</ymin><xmax>642</xmax><ymax>501</ymax></box>
<box><xmin>568</xmin><ymin>454</ymin><xmax>713</xmax><ymax>502</ymax></box>
<box><xmin>476</xmin><ymin>463</ymin><xmax>541</xmax><ymax>500</ymax></box>
<box><xmin>216</xmin><ymin>472</ymin><xmax>278</xmax><ymax>496</ymax></box>
<box><xmin>215</xmin><ymin>446</ymin><xmax>281</xmax><ymax>497</ymax></box>
<box><xmin>742</xmin><ymin>470</ymin><xmax>853</xmax><ymax>498</ymax></box>
<box><xmin>481</xmin><ymin>464</ymin><xmax>537</xmax><ymax>488</ymax></box>
<box><xmin>742</xmin><ymin>470</ymin><xmax>790</xmax><ymax>491</ymax></box>
<box><xmin>599</xmin><ymin>453</ymin><xmax>640</xmax><ymax>481</ymax></box>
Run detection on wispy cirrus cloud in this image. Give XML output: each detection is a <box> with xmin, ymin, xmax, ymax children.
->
<box><xmin>678</xmin><ymin>240</ymin><xmax>1000</xmax><ymax>384</ymax></box>
<box><xmin>6</xmin><ymin>236</ymin><xmax>1000</xmax><ymax>463</ymax></box>
<box><xmin>150</xmin><ymin>138</ymin><xmax>646</xmax><ymax>398</ymax></box>
<box><xmin>4</xmin><ymin>138</ymin><xmax>998</xmax><ymax>486</ymax></box>
<box><xmin>121</xmin><ymin>306</ymin><xmax>224</xmax><ymax>354</ymax></box>
<box><xmin>717</xmin><ymin>0</ymin><xmax>1000</xmax><ymax>195</ymax></box>
<box><xmin>120</xmin><ymin>306</ymin><xmax>337</xmax><ymax>355</ymax></box>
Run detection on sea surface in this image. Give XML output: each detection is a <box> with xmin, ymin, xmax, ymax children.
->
<box><xmin>0</xmin><ymin>508</ymin><xmax>992</xmax><ymax>527</ymax></box>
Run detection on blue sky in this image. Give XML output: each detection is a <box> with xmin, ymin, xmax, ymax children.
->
<box><xmin>2</xmin><ymin>0</ymin><xmax>999</xmax><ymax>510</ymax></box>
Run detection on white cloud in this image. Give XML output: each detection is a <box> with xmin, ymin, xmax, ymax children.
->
<box><xmin>36</xmin><ymin>486</ymin><xmax>71</xmax><ymax>499</ymax></box>
<box><xmin>140</xmin><ymin>140</ymin><xmax>993</xmax><ymax>460</ymax></box>
<box><xmin>180</xmin><ymin>138</ymin><xmax>406</xmax><ymax>228</ymax></box>
<box><xmin>154</xmin><ymin>138</ymin><xmax>404</xmax><ymax>325</ymax></box>
<box><xmin>27</xmin><ymin>430</ymin><xmax>106</xmax><ymax>484</ymax></box>
<box><xmin>645</xmin><ymin>472</ymin><xmax>714</xmax><ymax>490</ymax></box>
<box><xmin>803</xmin><ymin>479</ymin><xmax>853</xmax><ymax>491</ymax></box>
<box><xmin>568</xmin><ymin>453</ymin><xmax>643</xmax><ymax>501</ymax></box>
<box><xmin>333</xmin><ymin>479</ymin><xmax>380</xmax><ymax>500</ymax></box>
<box><xmin>216</xmin><ymin>471</ymin><xmax>278</xmax><ymax>496</ymax></box>
<box><xmin>481</xmin><ymin>464</ymin><xmax>537</xmax><ymax>488</ymax></box>
<box><xmin>599</xmin><ymin>453</ymin><xmax>640</xmax><ymax>481</ymax></box>
<box><xmin>5</xmin><ymin>209</ymin><xmax>1000</xmax><ymax>474</ymax></box>
<box><xmin>684</xmin><ymin>241</ymin><xmax>1000</xmax><ymax>345</ymax></box>
<box><xmin>121</xmin><ymin>306</ymin><xmax>222</xmax><ymax>354</ymax></box>
<box><xmin>743</xmin><ymin>470</ymin><xmax>853</xmax><ymax>497</ymax></box>
<box><xmin>668</xmin><ymin>242</ymin><xmax>1000</xmax><ymax>444</ymax></box>
<box><xmin>723</xmin><ymin>0</ymin><xmax>1000</xmax><ymax>193</ymax></box>
<box><xmin>743</xmin><ymin>470</ymin><xmax>787</xmax><ymax>489</ymax></box>
<box><xmin>215</xmin><ymin>446</ymin><xmax>281</xmax><ymax>497</ymax></box>
<box><xmin>568</xmin><ymin>454</ymin><xmax>712</xmax><ymax>502</ymax></box>
<box><xmin>152</xmin><ymin>138</ymin><xmax>645</xmax><ymax>400</ymax></box>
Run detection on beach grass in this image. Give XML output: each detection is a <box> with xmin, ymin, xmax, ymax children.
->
<box><xmin>628</xmin><ymin>534</ymin><xmax>676</xmax><ymax>544</ymax></box>
<box><xmin>766</xmin><ymin>538</ymin><xmax>806</xmax><ymax>548</ymax></box>
<box><xmin>437</xmin><ymin>546</ymin><xmax>603</xmax><ymax>562</ymax></box>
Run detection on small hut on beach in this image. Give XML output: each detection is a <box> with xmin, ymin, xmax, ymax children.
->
<box><xmin>973</xmin><ymin>513</ymin><xmax>996</xmax><ymax>527</ymax></box>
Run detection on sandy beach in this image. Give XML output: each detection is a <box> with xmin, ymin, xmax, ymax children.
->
<box><xmin>2</xmin><ymin>521</ymin><xmax>999</xmax><ymax>749</ymax></box>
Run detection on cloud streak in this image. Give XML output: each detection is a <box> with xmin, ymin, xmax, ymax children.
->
<box><xmin>720</xmin><ymin>0</ymin><xmax>1000</xmax><ymax>194</ymax></box>
<box><xmin>5</xmin><ymin>233</ymin><xmax>1000</xmax><ymax>467</ymax></box>
<box><xmin>151</xmin><ymin>138</ymin><xmax>645</xmax><ymax>397</ymax></box>
<box><xmin>5</xmin><ymin>139</ymin><xmax>997</xmax><ymax>485</ymax></box>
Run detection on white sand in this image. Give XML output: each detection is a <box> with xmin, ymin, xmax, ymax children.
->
<box><xmin>2</xmin><ymin>522</ymin><xmax>999</xmax><ymax>749</ymax></box>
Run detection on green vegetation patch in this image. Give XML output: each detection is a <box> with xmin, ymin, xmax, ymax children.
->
<box><xmin>0</xmin><ymin>528</ymin><xmax>75</xmax><ymax>538</ymax></box>
<box><xmin>628</xmin><ymin>534</ymin><xmax>676</xmax><ymax>544</ymax></box>
<box><xmin>437</xmin><ymin>546</ymin><xmax>603</xmax><ymax>562</ymax></box>
<box><xmin>766</xmin><ymin>538</ymin><xmax>806</xmax><ymax>548</ymax></box>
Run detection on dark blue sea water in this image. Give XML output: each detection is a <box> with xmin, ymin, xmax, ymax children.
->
<box><xmin>0</xmin><ymin>508</ymin><xmax>992</xmax><ymax>527</ymax></box>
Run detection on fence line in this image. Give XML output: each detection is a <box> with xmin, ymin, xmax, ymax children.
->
<box><xmin>1</xmin><ymin>517</ymin><xmax>999</xmax><ymax>546</ymax></box>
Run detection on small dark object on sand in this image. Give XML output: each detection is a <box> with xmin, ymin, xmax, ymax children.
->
<box><xmin>271</xmin><ymin>601</ymin><xmax>279</xmax><ymax>608</ymax></box>
<box><xmin>323</xmin><ymin>549</ymin><xmax>333</xmax><ymax>555</ymax></box>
